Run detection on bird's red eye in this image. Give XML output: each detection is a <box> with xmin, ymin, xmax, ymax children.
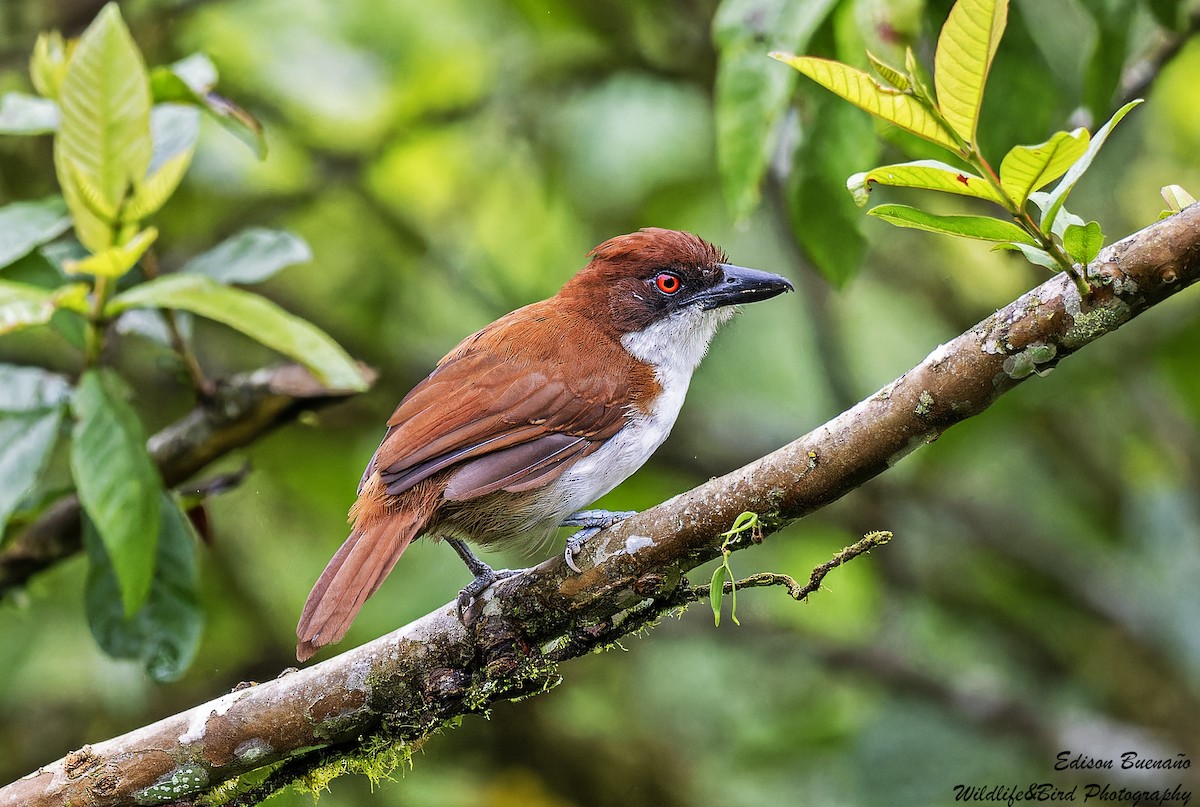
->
<box><xmin>655</xmin><ymin>273</ymin><xmax>681</xmax><ymax>294</ymax></box>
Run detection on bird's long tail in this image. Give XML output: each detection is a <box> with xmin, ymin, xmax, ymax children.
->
<box><xmin>296</xmin><ymin>477</ymin><xmax>429</xmax><ymax>662</ymax></box>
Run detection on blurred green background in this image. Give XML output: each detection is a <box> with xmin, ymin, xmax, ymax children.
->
<box><xmin>3</xmin><ymin>0</ymin><xmax>1200</xmax><ymax>804</ymax></box>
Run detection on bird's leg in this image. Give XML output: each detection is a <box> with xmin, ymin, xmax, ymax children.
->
<box><xmin>560</xmin><ymin>509</ymin><xmax>638</xmax><ymax>573</ymax></box>
<box><xmin>445</xmin><ymin>537</ymin><xmax>517</xmax><ymax>619</ymax></box>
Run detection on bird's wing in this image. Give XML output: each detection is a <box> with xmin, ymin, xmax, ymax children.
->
<box><xmin>363</xmin><ymin>305</ymin><xmax>651</xmax><ymax>502</ymax></box>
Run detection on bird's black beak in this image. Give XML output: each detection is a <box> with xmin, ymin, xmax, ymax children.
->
<box><xmin>691</xmin><ymin>263</ymin><xmax>794</xmax><ymax>310</ymax></box>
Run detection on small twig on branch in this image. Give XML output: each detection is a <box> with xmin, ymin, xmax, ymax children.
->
<box><xmin>689</xmin><ymin>530</ymin><xmax>894</xmax><ymax>604</ymax></box>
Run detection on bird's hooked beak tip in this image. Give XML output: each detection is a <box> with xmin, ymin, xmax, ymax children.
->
<box><xmin>694</xmin><ymin>262</ymin><xmax>794</xmax><ymax>310</ymax></box>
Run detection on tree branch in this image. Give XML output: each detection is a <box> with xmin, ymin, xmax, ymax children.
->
<box><xmin>0</xmin><ymin>363</ymin><xmax>375</xmax><ymax>596</ymax></box>
<box><xmin>3</xmin><ymin>205</ymin><xmax>1199</xmax><ymax>806</ymax></box>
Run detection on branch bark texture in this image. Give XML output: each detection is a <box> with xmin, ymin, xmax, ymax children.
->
<box><xmin>4</xmin><ymin>206</ymin><xmax>1199</xmax><ymax>806</ymax></box>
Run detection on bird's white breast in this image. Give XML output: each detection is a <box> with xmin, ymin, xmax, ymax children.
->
<box><xmin>542</xmin><ymin>305</ymin><xmax>737</xmax><ymax>517</ymax></box>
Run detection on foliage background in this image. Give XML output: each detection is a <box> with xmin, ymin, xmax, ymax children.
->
<box><xmin>3</xmin><ymin>0</ymin><xmax>1200</xmax><ymax>804</ymax></box>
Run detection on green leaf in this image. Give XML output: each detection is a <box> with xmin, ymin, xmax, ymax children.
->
<box><xmin>0</xmin><ymin>364</ymin><xmax>71</xmax><ymax>411</ymax></box>
<box><xmin>847</xmin><ymin>160</ymin><xmax>1004</xmax><ymax>207</ymax></box>
<box><xmin>0</xmin><ymin>197</ymin><xmax>71</xmax><ymax>268</ymax></box>
<box><xmin>1063</xmin><ymin>220</ymin><xmax>1103</xmax><ymax>264</ymax></box>
<box><xmin>85</xmin><ymin>492</ymin><xmax>204</xmax><ymax>682</ymax></box>
<box><xmin>993</xmin><ymin>241</ymin><xmax>1060</xmax><ymax>271</ymax></box>
<box><xmin>150</xmin><ymin>54</ymin><xmax>267</xmax><ymax>159</ymax></box>
<box><xmin>904</xmin><ymin>47</ymin><xmax>937</xmax><ymax>105</ymax></box>
<box><xmin>1028</xmin><ymin>191</ymin><xmax>1084</xmax><ymax>239</ymax></box>
<box><xmin>109</xmin><ymin>274</ymin><xmax>367</xmax><ymax>391</ymax></box>
<box><xmin>54</xmin><ymin>3</ymin><xmax>153</xmax><ymax>253</ymax></box>
<box><xmin>710</xmin><ymin>563</ymin><xmax>728</xmax><ymax>627</ymax></box>
<box><xmin>0</xmin><ymin>410</ymin><xmax>63</xmax><ymax>537</ymax></box>
<box><xmin>933</xmin><ymin>0</ymin><xmax>1008</xmax><ymax>145</ymax></box>
<box><xmin>714</xmin><ymin>0</ymin><xmax>838</xmax><ymax>220</ymax></box>
<box><xmin>770</xmin><ymin>53</ymin><xmax>960</xmax><ymax>151</ymax></box>
<box><xmin>123</xmin><ymin>104</ymin><xmax>201</xmax><ymax>220</ymax></box>
<box><xmin>71</xmin><ymin>368</ymin><xmax>162</xmax><ymax>615</ymax></box>
<box><xmin>0</xmin><ymin>279</ymin><xmax>89</xmax><ymax>334</ymax></box>
<box><xmin>866</xmin><ymin>50</ymin><xmax>909</xmax><ymax>90</ymax></box>
<box><xmin>867</xmin><ymin>204</ymin><xmax>1036</xmax><ymax>243</ymax></box>
<box><xmin>998</xmin><ymin>128</ymin><xmax>1089</xmax><ymax>208</ymax></box>
<box><xmin>0</xmin><ymin>92</ymin><xmax>60</xmax><ymax>135</ymax></box>
<box><xmin>30</xmin><ymin>31</ymin><xmax>71</xmax><ymax>101</ymax></box>
<box><xmin>182</xmin><ymin>228</ymin><xmax>313</xmax><ymax>285</ymax></box>
<box><xmin>1160</xmin><ymin>184</ymin><xmax>1196</xmax><ymax>213</ymax></box>
<box><xmin>62</xmin><ymin>227</ymin><xmax>157</xmax><ymax>279</ymax></box>
<box><xmin>1040</xmin><ymin>99</ymin><xmax>1141</xmax><ymax>232</ymax></box>
<box><xmin>789</xmin><ymin>91</ymin><xmax>877</xmax><ymax>286</ymax></box>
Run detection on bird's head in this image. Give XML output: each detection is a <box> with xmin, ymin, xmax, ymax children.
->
<box><xmin>559</xmin><ymin>228</ymin><xmax>793</xmax><ymax>372</ymax></box>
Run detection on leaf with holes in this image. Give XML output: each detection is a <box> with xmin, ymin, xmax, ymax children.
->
<box><xmin>848</xmin><ymin>160</ymin><xmax>1004</xmax><ymax>207</ymax></box>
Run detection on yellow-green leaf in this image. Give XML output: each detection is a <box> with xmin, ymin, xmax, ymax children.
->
<box><xmin>866</xmin><ymin>50</ymin><xmax>909</xmax><ymax>90</ymax></box>
<box><xmin>933</xmin><ymin>0</ymin><xmax>1008</xmax><ymax>145</ymax></box>
<box><xmin>0</xmin><ymin>280</ymin><xmax>89</xmax><ymax>334</ymax></box>
<box><xmin>54</xmin><ymin>3</ymin><xmax>152</xmax><ymax>253</ymax></box>
<box><xmin>1040</xmin><ymin>100</ymin><xmax>1141</xmax><ymax>231</ymax></box>
<box><xmin>1063</xmin><ymin>220</ymin><xmax>1103</xmax><ymax>264</ymax></box>
<box><xmin>771</xmin><ymin>53</ymin><xmax>959</xmax><ymax>151</ymax></box>
<box><xmin>998</xmin><ymin>128</ymin><xmax>1089</xmax><ymax>208</ymax></box>
<box><xmin>109</xmin><ymin>274</ymin><xmax>367</xmax><ymax>391</ymax></box>
<box><xmin>1160</xmin><ymin>184</ymin><xmax>1197</xmax><ymax>213</ymax></box>
<box><xmin>30</xmin><ymin>31</ymin><xmax>72</xmax><ymax>101</ymax></box>
<box><xmin>848</xmin><ymin>160</ymin><xmax>1004</xmax><ymax>207</ymax></box>
<box><xmin>868</xmin><ymin>203</ymin><xmax>1035</xmax><ymax>243</ymax></box>
<box><xmin>63</xmin><ymin>227</ymin><xmax>157</xmax><ymax>278</ymax></box>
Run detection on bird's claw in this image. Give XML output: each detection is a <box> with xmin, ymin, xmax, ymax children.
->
<box><xmin>561</xmin><ymin>509</ymin><xmax>637</xmax><ymax>573</ymax></box>
<box><xmin>456</xmin><ymin>567</ymin><xmax>518</xmax><ymax>623</ymax></box>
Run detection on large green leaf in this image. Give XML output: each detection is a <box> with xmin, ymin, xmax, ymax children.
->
<box><xmin>867</xmin><ymin>203</ymin><xmax>1036</xmax><ymax>243</ymax></box>
<box><xmin>54</xmin><ymin>3</ymin><xmax>153</xmax><ymax>253</ymax></box>
<box><xmin>847</xmin><ymin>160</ymin><xmax>1005</xmax><ymax>207</ymax></box>
<box><xmin>182</xmin><ymin>228</ymin><xmax>313</xmax><ymax>285</ymax></box>
<box><xmin>0</xmin><ymin>92</ymin><xmax>59</xmax><ymax>135</ymax></box>
<box><xmin>934</xmin><ymin>0</ymin><xmax>1008</xmax><ymax>145</ymax></box>
<box><xmin>71</xmin><ymin>368</ymin><xmax>162</xmax><ymax>615</ymax></box>
<box><xmin>85</xmin><ymin>492</ymin><xmax>204</xmax><ymax>682</ymax></box>
<box><xmin>713</xmin><ymin>0</ymin><xmax>838</xmax><ymax>220</ymax></box>
<box><xmin>790</xmin><ymin>92</ymin><xmax>878</xmax><ymax>286</ymax></box>
<box><xmin>771</xmin><ymin>53</ymin><xmax>960</xmax><ymax>151</ymax></box>
<box><xmin>0</xmin><ymin>197</ymin><xmax>71</xmax><ymax>268</ymax></box>
<box><xmin>109</xmin><ymin>274</ymin><xmax>367</xmax><ymax>391</ymax></box>
<box><xmin>0</xmin><ymin>410</ymin><xmax>63</xmax><ymax>537</ymax></box>
<box><xmin>1040</xmin><ymin>99</ymin><xmax>1141</xmax><ymax>232</ymax></box>
<box><xmin>997</xmin><ymin>128</ymin><xmax>1089</xmax><ymax>208</ymax></box>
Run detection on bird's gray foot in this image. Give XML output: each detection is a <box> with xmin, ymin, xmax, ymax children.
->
<box><xmin>446</xmin><ymin>537</ymin><xmax>517</xmax><ymax>621</ymax></box>
<box><xmin>560</xmin><ymin>509</ymin><xmax>637</xmax><ymax>573</ymax></box>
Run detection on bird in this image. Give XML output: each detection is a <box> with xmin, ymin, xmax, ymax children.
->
<box><xmin>296</xmin><ymin>227</ymin><xmax>792</xmax><ymax>661</ymax></box>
